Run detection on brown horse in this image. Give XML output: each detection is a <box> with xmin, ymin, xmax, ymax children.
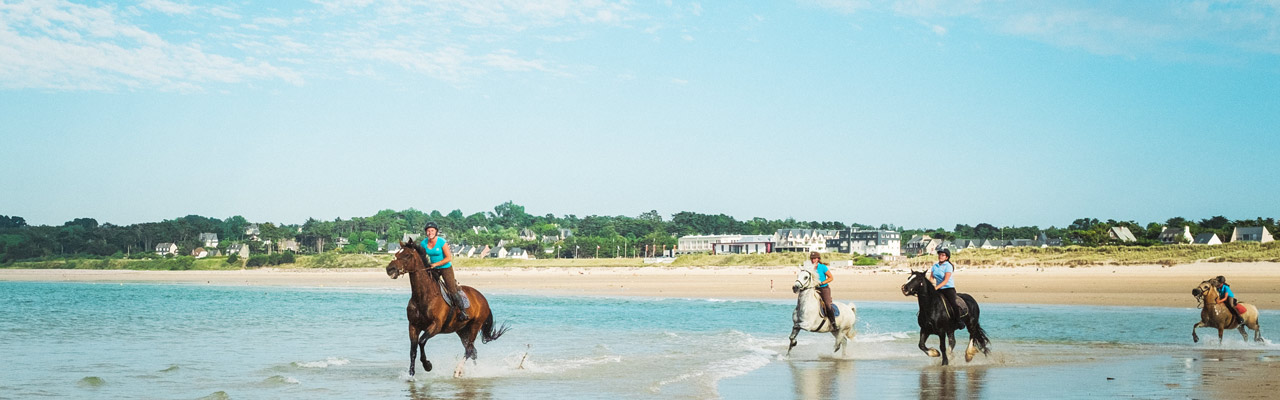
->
<box><xmin>1191</xmin><ymin>279</ymin><xmax>1262</xmax><ymax>344</ymax></box>
<box><xmin>387</xmin><ymin>240</ymin><xmax>509</xmax><ymax>377</ymax></box>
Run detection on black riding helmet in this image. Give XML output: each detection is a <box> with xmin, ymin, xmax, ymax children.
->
<box><xmin>423</xmin><ymin>222</ymin><xmax>439</xmax><ymax>232</ymax></box>
<box><xmin>937</xmin><ymin>248</ymin><xmax>951</xmax><ymax>259</ymax></box>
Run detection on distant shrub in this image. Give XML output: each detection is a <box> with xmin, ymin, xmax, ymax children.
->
<box><xmin>226</xmin><ymin>253</ymin><xmax>239</xmax><ymax>264</ymax></box>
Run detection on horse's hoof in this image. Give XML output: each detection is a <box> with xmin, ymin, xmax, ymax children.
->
<box><xmin>424</xmin><ymin>361</ymin><xmax>432</xmax><ymax>372</ymax></box>
<box><xmin>927</xmin><ymin>349</ymin><xmax>940</xmax><ymax>357</ymax></box>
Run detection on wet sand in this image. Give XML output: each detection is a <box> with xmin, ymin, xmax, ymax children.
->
<box><xmin>3</xmin><ymin>262</ymin><xmax>1279</xmax><ymax>308</ymax></box>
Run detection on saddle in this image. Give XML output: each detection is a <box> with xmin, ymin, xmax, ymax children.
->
<box><xmin>813</xmin><ymin>291</ymin><xmax>839</xmax><ymax>318</ymax></box>
<box><xmin>426</xmin><ymin>270</ymin><xmax>455</xmax><ymax>307</ymax></box>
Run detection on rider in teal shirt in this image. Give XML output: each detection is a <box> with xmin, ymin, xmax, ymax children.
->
<box><xmin>420</xmin><ymin>222</ymin><xmax>468</xmax><ymax>321</ymax></box>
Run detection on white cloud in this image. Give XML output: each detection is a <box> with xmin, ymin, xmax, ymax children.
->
<box><xmin>682</xmin><ymin>34</ymin><xmax>694</xmax><ymax>41</ymax></box>
<box><xmin>139</xmin><ymin>0</ymin><xmax>196</xmax><ymax>16</ymax></box>
<box><xmin>670</xmin><ymin>77</ymin><xmax>688</xmax><ymax>84</ymax></box>
<box><xmin>0</xmin><ymin>0</ymin><xmax>301</xmax><ymax>91</ymax></box>
<box><xmin>931</xmin><ymin>24</ymin><xmax>946</xmax><ymax>36</ymax></box>
<box><xmin>692</xmin><ymin>2</ymin><xmax>703</xmax><ymax>16</ymax></box>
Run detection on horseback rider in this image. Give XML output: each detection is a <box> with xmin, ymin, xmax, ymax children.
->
<box><xmin>811</xmin><ymin>251</ymin><xmax>837</xmax><ymax>327</ymax></box>
<box><xmin>933</xmin><ymin>248</ymin><xmax>967</xmax><ymax>325</ymax></box>
<box><xmin>420</xmin><ymin>222</ymin><xmax>470</xmax><ymax>321</ymax></box>
<box><xmin>1214</xmin><ymin>276</ymin><xmax>1241</xmax><ymax>324</ymax></box>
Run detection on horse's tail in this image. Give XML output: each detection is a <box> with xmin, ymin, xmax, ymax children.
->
<box><xmin>962</xmin><ymin>295</ymin><xmax>991</xmax><ymax>355</ymax></box>
<box><xmin>481</xmin><ymin>311</ymin><xmax>510</xmax><ymax>344</ymax></box>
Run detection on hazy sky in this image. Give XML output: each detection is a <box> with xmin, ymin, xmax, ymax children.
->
<box><xmin>2</xmin><ymin>0</ymin><xmax>1278</xmax><ymax>228</ymax></box>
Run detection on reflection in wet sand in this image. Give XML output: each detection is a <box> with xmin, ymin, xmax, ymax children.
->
<box><xmin>788</xmin><ymin>359</ymin><xmax>855</xmax><ymax>399</ymax></box>
<box><xmin>918</xmin><ymin>367</ymin><xmax>985</xmax><ymax>400</ymax></box>
<box><xmin>1194</xmin><ymin>349</ymin><xmax>1280</xmax><ymax>400</ymax></box>
<box><xmin>407</xmin><ymin>379</ymin><xmax>493</xmax><ymax>400</ymax></box>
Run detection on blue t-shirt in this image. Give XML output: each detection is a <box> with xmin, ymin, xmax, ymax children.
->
<box><xmin>815</xmin><ymin>263</ymin><xmax>830</xmax><ymax>288</ymax></box>
<box><xmin>419</xmin><ymin>237</ymin><xmax>451</xmax><ymax>269</ymax></box>
<box><xmin>1222</xmin><ymin>284</ymin><xmax>1235</xmax><ymax>299</ymax></box>
<box><xmin>931</xmin><ymin>262</ymin><xmax>955</xmax><ymax>289</ymax></box>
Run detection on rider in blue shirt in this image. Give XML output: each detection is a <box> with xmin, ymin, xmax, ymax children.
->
<box><xmin>811</xmin><ymin>252</ymin><xmax>836</xmax><ymax>327</ymax></box>
<box><xmin>420</xmin><ymin>222</ymin><xmax>469</xmax><ymax>321</ymax></box>
<box><xmin>1215</xmin><ymin>275</ymin><xmax>1240</xmax><ymax>324</ymax></box>
<box><xmin>933</xmin><ymin>248</ymin><xmax>967</xmax><ymax>323</ymax></box>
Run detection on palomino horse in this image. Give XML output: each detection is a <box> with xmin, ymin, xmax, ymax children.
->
<box><xmin>901</xmin><ymin>270</ymin><xmax>990</xmax><ymax>366</ymax></box>
<box><xmin>387</xmin><ymin>240</ymin><xmax>509</xmax><ymax>377</ymax></box>
<box><xmin>1191</xmin><ymin>279</ymin><xmax>1263</xmax><ymax>344</ymax></box>
<box><xmin>787</xmin><ymin>267</ymin><xmax>857</xmax><ymax>357</ymax></box>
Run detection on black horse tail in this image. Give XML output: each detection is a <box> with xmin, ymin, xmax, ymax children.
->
<box><xmin>969</xmin><ymin>320</ymin><xmax>991</xmax><ymax>355</ymax></box>
<box><xmin>481</xmin><ymin>312</ymin><xmax>510</xmax><ymax>344</ymax></box>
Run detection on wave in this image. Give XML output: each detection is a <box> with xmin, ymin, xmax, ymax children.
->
<box><xmin>263</xmin><ymin>375</ymin><xmax>301</xmax><ymax>385</ymax></box>
<box><xmin>293</xmin><ymin>357</ymin><xmax>350</xmax><ymax>369</ymax></box>
<box><xmin>854</xmin><ymin>331</ymin><xmax>913</xmax><ymax>343</ymax></box>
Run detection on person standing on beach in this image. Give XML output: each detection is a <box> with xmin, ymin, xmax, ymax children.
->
<box><xmin>933</xmin><ymin>248</ymin><xmax>967</xmax><ymax>323</ymax></box>
<box><xmin>420</xmin><ymin>222</ymin><xmax>470</xmax><ymax>321</ymax></box>
<box><xmin>811</xmin><ymin>252</ymin><xmax>837</xmax><ymax>327</ymax></box>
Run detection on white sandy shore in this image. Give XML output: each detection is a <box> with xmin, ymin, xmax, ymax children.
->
<box><xmin>4</xmin><ymin>262</ymin><xmax>1279</xmax><ymax>308</ymax></box>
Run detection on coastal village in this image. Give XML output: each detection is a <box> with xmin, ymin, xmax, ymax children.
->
<box><xmin>154</xmin><ymin>223</ymin><xmax>1276</xmax><ymax>261</ymax></box>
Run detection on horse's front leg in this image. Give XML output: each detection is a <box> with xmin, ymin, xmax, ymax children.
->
<box><xmin>408</xmin><ymin>325</ymin><xmax>420</xmax><ymax>376</ymax></box>
<box><xmin>939</xmin><ymin>334</ymin><xmax>950</xmax><ymax>366</ymax></box>
<box><xmin>419</xmin><ymin>331</ymin><xmax>432</xmax><ymax>372</ymax></box>
<box><xmin>920</xmin><ymin>329</ymin><xmax>939</xmax><ymax>358</ymax></box>
<box><xmin>1218</xmin><ymin>328</ymin><xmax>1225</xmax><ymax>345</ymax></box>
<box><xmin>787</xmin><ymin>326</ymin><xmax>800</xmax><ymax>357</ymax></box>
<box><xmin>1192</xmin><ymin>321</ymin><xmax>1204</xmax><ymax>343</ymax></box>
<box><xmin>947</xmin><ymin>331</ymin><xmax>957</xmax><ymax>358</ymax></box>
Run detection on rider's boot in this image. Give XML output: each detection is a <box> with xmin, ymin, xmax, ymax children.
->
<box><xmin>827</xmin><ymin>305</ymin><xmax>838</xmax><ymax>328</ymax></box>
<box><xmin>1228</xmin><ymin>301</ymin><xmax>1241</xmax><ymax>325</ymax></box>
<box><xmin>453</xmin><ymin>290</ymin><xmax>472</xmax><ymax>322</ymax></box>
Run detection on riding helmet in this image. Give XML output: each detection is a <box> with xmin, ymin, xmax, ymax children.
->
<box><xmin>937</xmin><ymin>248</ymin><xmax>951</xmax><ymax>259</ymax></box>
<box><xmin>423</xmin><ymin>222</ymin><xmax>439</xmax><ymax>232</ymax></box>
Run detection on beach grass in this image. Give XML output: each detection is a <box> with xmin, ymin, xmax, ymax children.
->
<box><xmin>915</xmin><ymin>241</ymin><xmax>1280</xmax><ymax>268</ymax></box>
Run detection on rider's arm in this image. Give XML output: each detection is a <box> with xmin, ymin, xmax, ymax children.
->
<box><xmin>431</xmin><ymin>243</ymin><xmax>454</xmax><ymax>268</ymax></box>
<box><xmin>820</xmin><ymin>269</ymin><xmax>834</xmax><ymax>286</ymax></box>
<box><xmin>936</xmin><ymin>272</ymin><xmax>952</xmax><ymax>289</ymax></box>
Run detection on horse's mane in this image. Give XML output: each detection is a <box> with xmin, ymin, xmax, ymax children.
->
<box><xmin>402</xmin><ymin>240</ymin><xmax>428</xmax><ymax>267</ymax></box>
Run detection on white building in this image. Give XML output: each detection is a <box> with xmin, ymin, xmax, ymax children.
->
<box><xmin>1231</xmin><ymin>227</ymin><xmax>1274</xmax><ymax>243</ymax></box>
<box><xmin>155</xmin><ymin>242</ymin><xmax>178</xmax><ymax>256</ymax></box>
<box><xmin>1193</xmin><ymin>233</ymin><xmax>1223</xmax><ymax>245</ymax></box>
<box><xmin>676</xmin><ymin>234</ymin><xmax>742</xmax><ymax>254</ymax></box>
<box><xmin>827</xmin><ymin>230</ymin><xmax>901</xmax><ymax>256</ymax></box>
<box><xmin>1159</xmin><ymin>226</ymin><xmax>1194</xmax><ymax>245</ymax></box>
<box><xmin>199</xmin><ymin>233</ymin><xmax>219</xmax><ymax>248</ymax></box>
<box><xmin>712</xmin><ymin>235</ymin><xmax>774</xmax><ymax>254</ymax></box>
<box><xmin>775</xmin><ymin>229</ymin><xmax>840</xmax><ymax>253</ymax></box>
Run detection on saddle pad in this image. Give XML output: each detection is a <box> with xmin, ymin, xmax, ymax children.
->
<box><xmin>1237</xmin><ymin>304</ymin><xmax>1247</xmax><ymax>314</ymax></box>
<box><xmin>829</xmin><ymin>304</ymin><xmax>839</xmax><ymax>317</ymax></box>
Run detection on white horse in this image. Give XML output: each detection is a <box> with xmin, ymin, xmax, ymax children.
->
<box><xmin>788</xmin><ymin>267</ymin><xmax>857</xmax><ymax>356</ymax></box>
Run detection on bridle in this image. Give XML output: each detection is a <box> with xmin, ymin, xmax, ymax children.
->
<box><xmin>901</xmin><ymin>271</ymin><xmax>926</xmax><ymax>297</ymax></box>
<box><xmin>390</xmin><ymin>249</ymin><xmax>429</xmax><ymax>277</ymax></box>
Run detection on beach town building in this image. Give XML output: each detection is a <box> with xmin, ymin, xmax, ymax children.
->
<box><xmin>192</xmin><ymin>247</ymin><xmax>209</xmax><ymax>258</ymax></box>
<box><xmin>199</xmin><ymin>233</ymin><xmax>219</xmax><ymax>248</ymax></box>
<box><xmin>1159</xmin><ymin>226</ymin><xmax>1194</xmax><ymax>245</ymax></box>
<box><xmin>1231</xmin><ymin>227</ymin><xmax>1274</xmax><ymax>243</ymax></box>
<box><xmin>519</xmin><ymin>229</ymin><xmax>537</xmax><ymax>241</ymax></box>
<box><xmin>335</xmin><ymin>237</ymin><xmax>350</xmax><ymax>248</ymax></box>
<box><xmin>827</xmin><ymin>230</ymin><xmax>902</xmax><ymax>256</ymax></box>
<box><xmin>471</xmin><ymin>226</ymin><xmax>489</xmax><ymax>234</ymax></box>
<box><xmin>386</xmin><ymin>242</ymin><xmax>402</xmax><ymax>254</ymax></box>
<box><xmin>712</xmin><ymin>235</ymin><xmax>774</xmax><ymax>254</ymax></box>
<box><xmin>508</xmin><ymin>248</ymin><xmax>530</xmax><ymax>259</ymax></box>
<box><xmin>541</xmin><ymin>235</ymin><xmax>559</xmax><ymax>244</ymax></box>
<box><xmin>1193</xmin><ymin>233</ymin><xmax>1223</xmax><ymax>245</ymax></box>
<box><xmin>1007</xmin><ymin>239</ymin><xmax>1035</xmax><ymax>247</ymax></box>
<box><xmin>375</xmin><ymin>239</ymin><xmax>387</xmax><ymax>251</ymax></box>
<box><xmin>1035</xmin><ymin>232</ymin><xmax>1065</xmax><ymax>247</ymax></box>
<box><xmin>558</xmin><ymin>228</ymin><xmax>574</xmax><ymax>239</ymax></box>
<box><xmin>677</xmin><ymin>234</ymin><xmax>743</xmax><ymax>254</ymax></box>
<box><xmin>903</xmin><ymin>235</ymin><xmax>931</xmax><ymax>256</ymax></box>
<box><xmin>490</xmin><ymin>246</ymin><xmax>509</xmax><ymax>259</ymax></box>
<box><xmin>977</xmin><ymin>239</ymin><xmax>996</xmax><ymax>249</ymax></box>
<box><xmin>245</xmin><ymin>224</ymin><xmax>261</xmax><ymax>241</ymax></box>
<box><xmin>1108</xmin><ymin>227</ymin><xmax>1138</xmax><ymax>242</ymax></box>
<box><xmin>155</xmin><ymin>242</ymin><xmax>178</xmax><ymax>256</ymax></box>
<box><xmin>280</xmin><ymin>239</ymin><xmax>299</xmax><ymax>253</ymax></box>
<box><xmin>226</xmin><ymin>244</ymin><xmax>249</xmax><ymax>259</ymax></box>
<box><xmin>775</xmin><ymin>229</ymin><xmax>840</xmax><ymax>253</ymax></box>
<box><xmin>402</xmin><ymin>233</ymin><xmax>422</xmax><ymax>243</ymax></box>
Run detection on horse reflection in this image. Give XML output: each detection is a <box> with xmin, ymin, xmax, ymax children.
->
<box><xmin>918</xmin><ymin>367</ymin><xmax>986</xmax><ymax>400</ymax></box>
<box><xmin>407</xmin><ymin>380</ymin><xmax>493</xmax><ymax>400</ymax></box>
<box><xmin>788</xmin><ymin>359</ymin><xmax>855</xmax><ymax>399</ymax></box>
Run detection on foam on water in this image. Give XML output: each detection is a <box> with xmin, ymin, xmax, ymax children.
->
<box><xmin>293</xmin><ymin>357</ymin><xmax>350</xmax><ymax>368</ymax></box>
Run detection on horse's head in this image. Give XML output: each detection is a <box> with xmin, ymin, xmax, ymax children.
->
<box><xmin>793</xmin><ymin>267</ymin><xmax>816</xmax><ymax>293</ymax></box>
<box><xmin>1192</xmin><ymin>279</ymin><xmax>1217</xmax><ymax>301</ymax></box>
<box><xmin>901</xmin><ymin>270</ymin><xmax>930</xmax><ymax>297</ymax></box>
<box><xmin>387</xmin><ymin>240</ymin><xmax>426</xmax><ymax>279</ymax></box>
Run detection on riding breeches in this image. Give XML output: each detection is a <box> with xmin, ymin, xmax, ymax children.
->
<box><xmin>818</xmin><ymin>286</ymin><xmax>833</xmax><ymax>314</ymax></box>
<box><xmin>938</xmin><ymin>288</ymin><xmax>964</xmax><ymax>317</ymax></box>
<box><xmin>438</xmin><ymin>267</ymin><xmax>461</xmax><ymax>293</ymax></box>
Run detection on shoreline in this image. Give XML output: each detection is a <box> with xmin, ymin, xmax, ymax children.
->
<box><xmin>3</xmin><ymin>262</ymin><xmax>1279</xmax><ymax>308</ymax></box>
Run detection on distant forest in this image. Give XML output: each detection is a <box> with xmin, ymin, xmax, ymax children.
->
<box><xmin>0</xmin><ymin>201</ymin><xmax>1275</xmax><ymax>262</ymax></box>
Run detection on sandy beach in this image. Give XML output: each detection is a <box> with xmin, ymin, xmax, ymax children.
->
<box><xmin>4</xmin><ymin>262</ymin><xmax>1279</xmax><ymax>308</ymax></box>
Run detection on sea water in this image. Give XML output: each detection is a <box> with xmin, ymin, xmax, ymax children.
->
<box><xmin>1</xmin><ymin>281</ymin><xmax>1277</xmax><ymax>399</ymax></box>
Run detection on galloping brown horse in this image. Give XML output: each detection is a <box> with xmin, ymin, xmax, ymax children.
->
<box><xmin>387</xmin><ymin>240</ymin><xmax>509</xmax><ymax>377</ymax></box>
<box><xmin>1191</xmin><ymin>278</ymin><xmax>1262</xmax><ymax>344</ymax></box>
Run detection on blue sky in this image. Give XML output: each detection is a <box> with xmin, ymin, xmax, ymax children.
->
<box><xmin>1</xmin><ymin>0</ymin><xmax>1278</xmax><ymax>228</ymax></box>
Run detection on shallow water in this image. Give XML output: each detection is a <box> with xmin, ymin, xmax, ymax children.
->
<box><xmin>1</xmin><ymin>282</ymin><xmax>1276</xmax><ymax>399</ymax></box>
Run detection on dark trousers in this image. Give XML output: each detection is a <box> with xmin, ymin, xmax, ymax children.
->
<box><xmin>1225</xmin><ymin>296</ymin><xmax>1241</xmax><ymax>320</ymax></box>
<box><xmin>818</xmin><ymin>286</ymin><xmax>835</xmax><ymax>322</ymax></box>
<box><xmin>938</xmin><ymin>288</ymin><xmax>965</xmax><ymax>319</ymax></box>
<box><xmin>438</xmin><ymin>267</ymin><xmax>461</xmax><ymax>293</ymax></box>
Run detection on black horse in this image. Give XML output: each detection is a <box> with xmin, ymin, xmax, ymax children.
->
<box><xmin>901</xmin><ymin>270</ymin><xmax>991</xmax><ymax>365</ymax></box>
